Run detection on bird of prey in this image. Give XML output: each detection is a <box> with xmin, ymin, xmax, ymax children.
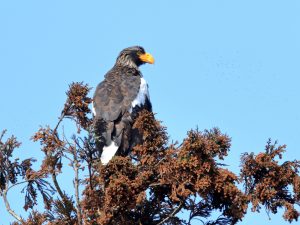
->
<box><xmin>93</xmin><ymin>46</ymin><xmax>154</xmax><ymax>164</ymax></box>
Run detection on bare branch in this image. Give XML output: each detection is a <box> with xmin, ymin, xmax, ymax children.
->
<box><xmin>50</xmin><ymin>110</ymin><xmax>69</xmax><ymax>202</ymax></box>
<box><xmin>73</xmin><ymin>154</ymin><xmax>83</xmax><ymax>225</ymax></box>
<box><xmin>156</xmin><ymin>202</ymin><xmax>184</xmax><ymax>225</ymax></box>
<box><xmin>72</xmin><ymin>139</ymin><xmax>83</xmax><ymax>225</ymax></box>
<box><xmin>2</xmin><ymin>185</ymin><xmax>22</xmax><ymax>222</ymax></box>
<box><xmin>52</xmin><ymin>173</ymin><xmax>66</xmax><ymax>201</ymax></box>
<box><xmin>6</xmin><ymin>177</ymin><xmax>43</xmax><ymax>193</ymax></box>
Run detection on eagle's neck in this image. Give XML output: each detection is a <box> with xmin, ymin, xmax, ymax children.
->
<box><xmin>115</xmin><ymin>54</ymin><xmax>139</xmax><ymax>69</ymax></box>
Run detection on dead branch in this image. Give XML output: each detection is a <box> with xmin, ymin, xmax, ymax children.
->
<box><xmin>2</xmin><ymin>184</ymin><xmax>22</xmax><ymax>222</ymax></box>
<box><xmin>156</xmin><ymin>202</ymin><xmax>184</xmax><ymax>225</ymax></box>
<box><xmin>72</xmin><ymin>141</ymin><xmax>83</xmax><ymax>225</ymax></box>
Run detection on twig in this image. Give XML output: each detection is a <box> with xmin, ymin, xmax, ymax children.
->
<box><xmin>51</xmin><ymin>111</ymin><xmax>69</xmax><ymax>201</ymax></box>
<box><xmin>1</xmin><ymin>164</ymin><xmax>29</xmax><ymax>222</ymax></box>
<box><xmin>53</xmin><ymin>106</ymin><xmax>83</xmax><ymax>224</ymax></box>
<box><xmin>187</xmin><ymin>199</ymin><xmax>194</xmax><ymax>225</ymax></box>
<box><xmin>156</xmin><ymin>202</ymin><xmax>184</xmax><ymax>225</ymax></box>
<box><xmin>53</xmin><ymin>111</ymin><xmax>67</xmax><ymax>134</ymax></box>
<box><xmin>6</xmin><ymin>180</ymin><xmax>33</xmax><ymax>193</ymax></box>
<box><xmin>72</xmin><ymin>139</ymin><xmax>83</xmax><ymax>225</ymax></box>
<box><xmin>2</xmin><ymin>184</ymin><xmax>22</xmax><ymax>222</ymax></box>
<box><xmin>52</xmin><ymin>173</ymin><xmax>66</xmax><ymax>201</ymax></box>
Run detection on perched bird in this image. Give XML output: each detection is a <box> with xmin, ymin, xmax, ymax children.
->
<box><xmin>93</xmin><ymin>46</ymin><xmax>154</xmax><ymax>164</ymax></box>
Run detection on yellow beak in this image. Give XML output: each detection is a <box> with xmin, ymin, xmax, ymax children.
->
<box><xmin>139</xmin><ymin>52</ymin><xmax>155</xmax><ymax>64</ymax></box>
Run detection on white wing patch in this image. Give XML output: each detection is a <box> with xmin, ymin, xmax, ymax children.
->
<box><xmin>92</xmin><ymin>103</ymin><xmax>96</xmax><ymax>116</ymax></box>
<box><xmin>101</xmin><ymin>141</ymin><xmax>119</xmax><ymax>165</ymax></box>
<box><xmin>130</xmin><ymin>78</ymin><xmax>149</xmax><ymax>112</ymax></box>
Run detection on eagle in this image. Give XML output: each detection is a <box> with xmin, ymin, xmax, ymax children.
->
<box><xmin>92</xmin><ymin>46</ymin><xmax>154</xmax><ymax>164</ymax></box>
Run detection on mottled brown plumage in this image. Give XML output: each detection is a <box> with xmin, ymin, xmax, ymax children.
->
<box><xmin>93</xmin><ymin>46</ymin><xmax>154</xmax><ymax>163</ymax></box>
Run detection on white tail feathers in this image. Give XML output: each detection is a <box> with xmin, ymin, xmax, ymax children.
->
<box><xmin>100</xmin><ymin>141</ymin><xmax>119</xmax><ymax>165</ymax></box>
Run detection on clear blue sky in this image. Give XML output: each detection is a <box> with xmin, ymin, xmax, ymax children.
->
<box><xmin>0</xmin><ymin>1</ymin><xmax>299</xmax><ymax>224</ymax></box>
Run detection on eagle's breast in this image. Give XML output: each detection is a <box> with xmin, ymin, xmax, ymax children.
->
<box><xmin>130</xmin><ymin>77</ymin><xmax>149</xmax><ymax>112</ymax></box>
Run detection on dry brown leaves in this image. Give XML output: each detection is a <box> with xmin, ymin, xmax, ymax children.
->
<box><xmin>63</xmin><ymin>82</ymin><xmax>92</xmax><ymax>131</ymax></box>
<box><xmin>240</xmin><ymin>139</ymin><xmax>300</xmax><ymax>222</ymax></box>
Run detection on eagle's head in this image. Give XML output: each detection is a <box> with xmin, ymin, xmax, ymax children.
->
<box><xmin>116</xmin><ymin>46</ymin><xmax>154</xmax><ymax>68</ymax></box>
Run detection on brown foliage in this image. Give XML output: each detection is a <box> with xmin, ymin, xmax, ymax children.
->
<box><xmin>0</xmin><ymin>130</ymin><xmax>22</xmax><ymax>190</ymax></box>
<box><xmin>2</xmin><ymin>83</ymin><xmax>299</xmax><ymax>225</ymax></box>
<box><xmin>11</xmin><ymin>211</ymin><xmax>47</xmax><ymax>225</ymax></box>
<box><xmin>63</xmin><ymin>82</ymin><xmax>93</xmax><ymax>131</ymax></box>
<box><xmin>240</xmin><ymin>140</ymin><xmax>300</xmax><ymax>222</ymax></box>
<box><xmin>81</xmin><ymin>114</ymin><xmax>247</xmax><ymax>224</ymax></box>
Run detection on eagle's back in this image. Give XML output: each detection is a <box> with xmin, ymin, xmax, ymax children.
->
<box><xmin>93</xmin><ymin>66</ymin><xmax>141</xmax><ymax>121</ymax></box>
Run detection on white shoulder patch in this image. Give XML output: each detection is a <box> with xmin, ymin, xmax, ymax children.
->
<box><xmin>101</xmin><ymin>141</ymin><xmax>119</xmax><ymax>165</ymax></box>
<box><xmin>92</xmin><ymin>102</ymin><xmax>96</xmax><ymax>116</ymax></box>
<box><xmin>131</xmin><ymin>78</ymin><xmax>150</xmax><ymax>111</ymax></box>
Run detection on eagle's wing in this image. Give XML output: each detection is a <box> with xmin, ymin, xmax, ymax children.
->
<box><xmin>93</xmin><ymin>67</ymin><xmax>141</xmax><ymax>121</ymax></box>
<box><xmin>93</xmin><ymin>66</ymin><xmax>142</xmax><ymax>158</ymax></box>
